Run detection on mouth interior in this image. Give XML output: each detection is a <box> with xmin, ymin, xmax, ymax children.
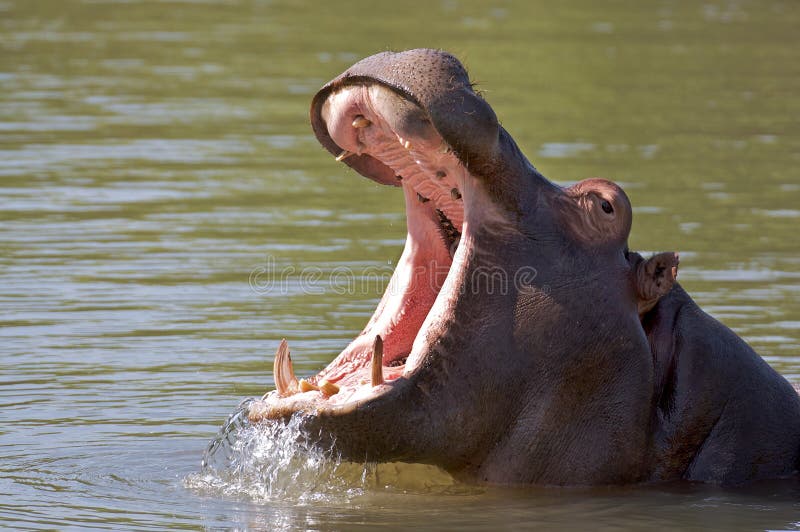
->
<box><xmin>297</xmin><ymin>83</ymin><xmax>471</xmax><ymax>405</ymax></box>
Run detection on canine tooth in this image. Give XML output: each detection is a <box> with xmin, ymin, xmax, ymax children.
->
<box><xmin>401</xmin><ymin>139</ymin><xmax>412</xmax><ymax>150</ymax></box>
<box><xmin>299</xmin><ymin>379</ymin><xmax>317</xmax><ymax>392</ymax></box>
<box><xmin>318</xmin><ymin>380</ymin><xmax>340</xmax><ymax>396</ymax></box>
<box><xmin>335</xmin><ymin>150</ymin><xmax>354</xmax><ymax>162</ymax></box>
<box><xmin>450</xmin><ymin>187</ymin><xmax>462</xmax><ymax>200</ymax></box>
<box><xmin>371</xmin><ymin>335</ymin><xmax>384</xmax><ymax>387</ymax></box>
<box><xmin>273</xmin><ymin>339</ymin><xmax>298</xmax><ymax>396</ymax></box>
<box><xmin>352</xmin><ymin>115</ymin><xmax>371</xmax><ymax>128</ymax></box>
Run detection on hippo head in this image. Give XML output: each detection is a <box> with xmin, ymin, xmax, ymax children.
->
<box><xmin>248</xmin><ymin>49</ymin><xmax>671</xmax><ymax>484</ymax></box>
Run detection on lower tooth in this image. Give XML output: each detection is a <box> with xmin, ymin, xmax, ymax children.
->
<box><xmin>371</xmin><ymin>335</ymin><xmax>384</xmax><ymax>386</ymax></box>
<box><xmin>299</xmin><ymin>379</ymin><xmax>317</xmax><ymax>392</ymax></box>
<box><xmin>318</xmin><ymin>380</ymin><xmax>340</xmax><ymax>396</ymax></box>
<box><xmin>273</xmin><ymin>339</ymin><xmax>298</xmax><ymax>396</ymax></box>
<box><xmin>387</xmin><ymin>357</ymin><xmax>407</xmax><ymax>367</ymax></box>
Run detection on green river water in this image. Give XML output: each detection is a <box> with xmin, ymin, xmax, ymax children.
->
<box><xmin>1</xmin><ymin>0</ymin><xmax>799</xmax><ymax>529</ymax></box>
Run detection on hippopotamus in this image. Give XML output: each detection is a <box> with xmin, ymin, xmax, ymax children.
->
<box><xmin>631</xmin><ymin>251</ymin><xmax>800</xmax><ymax>484</ymax></box>
<box><xmin>246</xmin><ymin>49</ymin><xmax>800</xmax><ymax>485</ymax></box>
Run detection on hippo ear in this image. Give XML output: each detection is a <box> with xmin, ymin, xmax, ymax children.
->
<box><xmin>635</xmin><ymin>252</ymin><xmax>679</xmax><ymax>315</ymax></box>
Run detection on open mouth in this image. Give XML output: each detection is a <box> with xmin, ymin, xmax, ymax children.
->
<box><xmin>250</xmin><ymin>83</ymin><xmax>472</xmax><ymax>419</ymax></box>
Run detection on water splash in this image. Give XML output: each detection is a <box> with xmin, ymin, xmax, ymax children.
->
<box><xmin>186</xmin><ymin>398</ymin><xmax>462</xmax><ymax>504</ymax></box>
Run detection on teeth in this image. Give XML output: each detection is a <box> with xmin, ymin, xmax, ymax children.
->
<box><xmin>299</xmin><ymin>379</ymin><xmax>317</xmax><ymax>392</ymax></box>
<box><xmin>439</xmin><ymin>143</ymin><xmax>451</xmax><ymax>154</ymax></box>
<box><xmin>318</xmin><ymin>380</ymin><xmax>340</xmax><ymax>396</ymax></box>
<box><xmin>352</xmin><ymin>115</ymin><xmax>371</xmax><ymax>128</ymax></box>
<box><xmin>398</xmin><ymin>137</ymin><xmax>412</xmax><ymax>150</ymax></box>
<box><xmin>296</xmin><ymin>378</ymin><xmax>339</xmax><ymax>397</ymax></box>
<box><xmin>371</xmin><ymin>335</ymin><xmax>384</xmax><ymax>387</ymax></box>
<box><xmin>335</xmin><ymin>150</ymin><xmax>354</xmax><ymax>162</ymax></box>
<box><xmin>273</xmin><ymin>339</ymin><xmax>299</xmax><ymax>397</ymax></box>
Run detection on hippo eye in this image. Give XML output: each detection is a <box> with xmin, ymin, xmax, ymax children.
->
<box><xmin>600</xmin><ymin>199</ymin><xmax>614</xmax><ymax>214</ymax></box>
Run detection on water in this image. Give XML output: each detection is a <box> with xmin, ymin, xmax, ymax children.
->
<box><xmin>1</xmin><ymin>0</ymin><xmax>799</xmax><ymax>529</ymax></box>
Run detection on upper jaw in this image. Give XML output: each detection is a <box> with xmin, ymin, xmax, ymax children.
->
<box><xmin>310</xmin><ymin>48</ymin><xmax>561</xmax><ymax>221</ymax></box>
<box><xmin>310</xmin><ymin>48</ymin><xmax>501</xmax><ymax>188</ymax></box>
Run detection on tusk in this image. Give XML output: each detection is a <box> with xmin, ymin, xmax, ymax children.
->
<box><xmin>352</xmin><ymin>115</ymin><xmax>371</xmax><ymax>128</ymax></box>
<box><xmin>371</xmin><ymin>335</ymin><xmax>384</xmax><ymax>386</ymax></box>
<box><xmin>318</xmin><ymin>379</ymin><xmax>340</xmax><ymax>396</ymax></box>
<box><xmin>335</xmin><ymin>150</ymin><xmax>354</xmax><ymax>162</ymax></box>
<box><xmin>272</xmin><ymin>339</ymin><xmax>299</xmax><ymax>397</ymax></box>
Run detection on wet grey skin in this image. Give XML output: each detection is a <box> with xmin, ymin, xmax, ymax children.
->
<box><xmin>247</xmin><ymin>49</ymin><xmax>800</xmax><ymax>486</ymax></box>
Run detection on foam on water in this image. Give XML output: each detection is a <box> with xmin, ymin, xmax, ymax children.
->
<box><xmin>185</xmin><ymin>398</ymin><xmax>463</xmax><ymax>504</ymax></box>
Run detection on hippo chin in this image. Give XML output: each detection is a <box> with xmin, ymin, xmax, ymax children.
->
<box><xmin>246</xmin><ymin>49</ymin><xmax>800</xmax><ymax>485</ymax></box>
